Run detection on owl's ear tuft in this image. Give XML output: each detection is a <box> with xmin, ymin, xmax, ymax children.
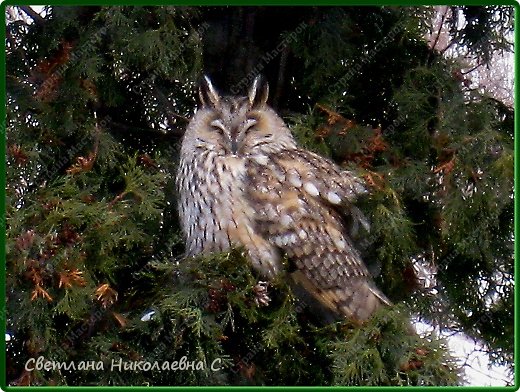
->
<box><xmin>198</xmin><ymin>75</ymin><xmax>221</xmax><ymax>108</ymax></box>
<box><xmin>248</xmin><ymin>75</ymin><xmax>269</xmax><ymax>109</ymax></box>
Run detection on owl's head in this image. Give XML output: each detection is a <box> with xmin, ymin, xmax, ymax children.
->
<box><xmin>182</xmin><ymin>75</ymin><xmax>296</xmax><ymax>157</ymax></box>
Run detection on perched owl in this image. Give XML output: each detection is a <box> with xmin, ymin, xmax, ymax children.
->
<box><xmin>176</xmin><ymin>75</ymin><xmax>390</xmax><ymax>323</ymax></box>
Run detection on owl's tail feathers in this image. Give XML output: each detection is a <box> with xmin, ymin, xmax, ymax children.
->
<box><xmin>289</xmin><ymin>270</ymin><xmax>391</xmax><ymax>324</ymax></box>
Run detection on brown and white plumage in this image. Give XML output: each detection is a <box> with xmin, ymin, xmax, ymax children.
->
<box><xmin>176</xmin><ymin>75</ymin><xmax>389</xmax><ymax>323</ymax></box>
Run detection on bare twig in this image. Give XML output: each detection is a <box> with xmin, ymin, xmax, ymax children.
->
<box><xmin>438</xmin><ymin>39</ymin><xmax>457</xmax><ymax>56</ymax></box>
<box><xmin>18</xmin><ymin>6</ymin><xmax>45</xmax><ymax>26</ymax></box>
<box><xmin>108</xmin><ymin>191</ymin><xmax>129</xmax><ymax>209</ymax></box>
<box><xmin>153</xmin><ymin>87</ymin><xmax>190</xmax><ymax>124</ymax></box>
<box><xmin>430</xmin><ymin>6</ymin><xmax>449</xmax><ymax>53</ymax></box>
<box><xmin>107</xmin><ymin>119</ymin><xmax>184</xmax><ymax>137</ymax></box>
<box><xmin>273</xmin><ymin>45</ymin><xmax>290</xmax><ymax>109</ymax></box>
<box><xmin>461</xmin><ymin>62</ymin><xmax>484</xmax><ymax>75</ymax></box>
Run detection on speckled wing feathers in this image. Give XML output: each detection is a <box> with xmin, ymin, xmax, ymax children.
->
<box><xmin>246</xmin><ymin>148</ymin><xmax>390</xmax><ymax>322</ymax></box>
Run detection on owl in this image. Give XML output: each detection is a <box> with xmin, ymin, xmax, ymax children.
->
<box><xmin>176</xmin><ymin>75</ymin><xmax>390</xmax><ymax>323</ymax></box>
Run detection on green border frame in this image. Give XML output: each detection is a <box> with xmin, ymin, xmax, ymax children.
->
<box><xmin>1</xmin><ymin>2</ymin><xmax>517</xmax><ymax>390</ymax></box>
<box><xmin>0</xmin><ymin>1</ymin><xmax>518</xmax><ymax>5</ymax></box>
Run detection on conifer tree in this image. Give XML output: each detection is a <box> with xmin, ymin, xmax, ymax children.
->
<box><xmin>5</xmin><ymin>5</ymin><xmax>513</xmax><ymax>386</ymax></box>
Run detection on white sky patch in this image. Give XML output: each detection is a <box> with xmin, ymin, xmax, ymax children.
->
<box><xmin>30</xmin><ymin>5</ymin><xmax>45</xmax><ymax>13</ymax></box>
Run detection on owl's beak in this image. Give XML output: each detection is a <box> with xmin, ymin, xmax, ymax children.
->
<box><xmin>230</xmin><ymin>138</ymin><xmax>239</xmax><ymax>154</ymax></box>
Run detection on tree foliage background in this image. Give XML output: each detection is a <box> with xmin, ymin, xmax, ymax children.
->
<box><xmin>5</xmin><ymin>5</ymin><xmax>514</xmax><ymax>386</ymax></box>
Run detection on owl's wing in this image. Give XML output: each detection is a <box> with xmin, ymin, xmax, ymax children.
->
<box><xmin>272</xmin><ymin>149</ymin><xmax>368</xmax><ymax>203</ymax></box>
<box><xmin>245</xmin><ymin>148</ymin><xmax>390</xmax><ymax>322</ymax></box>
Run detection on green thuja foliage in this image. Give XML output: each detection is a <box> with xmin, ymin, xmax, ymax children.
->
<box><xmin>329</xmin><ymin>305</ymin><xmax>460</xmax><ymax>386</ymax></box>
<box><xmin>56</xmin><ymin>249</ymin><xmax>459</xmax><ymax>385</ymax></box>
<box><xmin>6</xmin><ymin>5</ymin><xmax>513</xmax><ymax>386</ymax></box>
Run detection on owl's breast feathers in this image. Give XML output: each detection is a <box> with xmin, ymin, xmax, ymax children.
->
<box><xmin>244</xmin><ymin>148</ymin><xmax>390</xmax><ymax>322</ymax></box>
<box><xmin>177</xmin><ymin>151</ymin><xmax>282</xmax><ymax>277</ymax></box>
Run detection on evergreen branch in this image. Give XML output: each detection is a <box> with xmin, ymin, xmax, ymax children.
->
<box><xmin>66</xmin><ymin>120</ymin><xmax>101</xmax><ymax>175</ymax></box>
<box><xmin>6</xmin><ymin>28</ymin><xmax>20</xmax><ymax>58</ymax></box>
